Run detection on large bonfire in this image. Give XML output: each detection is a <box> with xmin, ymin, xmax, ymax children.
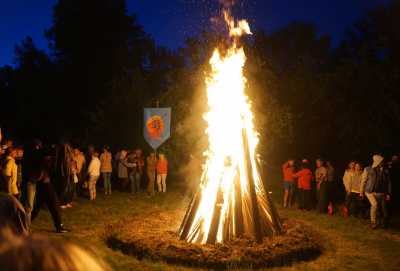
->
<box><xmin>179</xmin><ymin>9</ymin><xmax>282</xmax><ymax>245</ymax></box>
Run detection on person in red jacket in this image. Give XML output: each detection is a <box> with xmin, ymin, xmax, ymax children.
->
<box><xmin>294</xmin><ymin>160</ymin><xmax>313</xmax><ymax>210</ymax></box>
<box><xmin>156</xmin><ymin>153</ymin><xmax>168</xmax><ymax>193</ymax></box>
<box><xmin>282</xmin><ymin>160</ymin><xmax>295</xmax><ymax>208</ymax></box>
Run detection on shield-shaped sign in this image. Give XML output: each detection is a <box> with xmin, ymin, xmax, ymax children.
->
<box><xmin>144</xmin><ymin>108</ymin><xmax>171</xmax><ymax>150</ymax></box>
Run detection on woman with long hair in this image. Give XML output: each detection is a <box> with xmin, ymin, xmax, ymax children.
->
<box><xmin>344</xmin><ymin>162</ymin><xmax>364</xmax><ymax>216</ymax></box>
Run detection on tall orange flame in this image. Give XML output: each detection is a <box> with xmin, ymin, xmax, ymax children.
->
<box><xmin>180</xmin><ymin>9</ymin><xmax>282</xmax><ymax>245</ymax></box>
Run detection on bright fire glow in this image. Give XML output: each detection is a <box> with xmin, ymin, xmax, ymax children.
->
<box><xmin>181</xmin><ymin>10</ymin><xmax>280</xmax><ymax>245</ymax></box>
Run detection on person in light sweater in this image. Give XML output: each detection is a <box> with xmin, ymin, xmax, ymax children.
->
<box><xmin>87</xmin><ymin>152</ymin><xmax>101</xmax><ymax>200</ymax></box>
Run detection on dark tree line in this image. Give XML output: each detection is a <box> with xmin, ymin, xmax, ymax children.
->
<box><xmin>1</xmin><ymin>0</ymin><xmax>400</xmax><ymax>169</ymax></box>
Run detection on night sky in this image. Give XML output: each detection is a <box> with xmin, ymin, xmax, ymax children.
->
<box><xmin>0</xmin><ymin>0</ymin><xmax>388</xmax><ymax>66</ymax></box>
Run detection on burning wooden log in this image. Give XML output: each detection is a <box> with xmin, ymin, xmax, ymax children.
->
<box><xmin>206</xmin><ymin>185</ymin><xmax>224</xmax><ymax>244</ymax></box>
<box><xmin>233</xmin><ymin>173</ymin><xmax>244</xmax><ymax>236</ymax></box>
<box><xmin>179</xmin><ymin>7</ymin><xmax>282</xmax><ymax>245</ymax></box>
<box><xmin>179</xmin><ymin>170</ymin><xmax>207</xmax><ymax>241</ymax></box>
<box><xmin>241</xmin><ymin>128</ymin><xmax>263</xmax><ymax>243</ymax></box>
<box><xmin>179</xmin><ymin>188</ymin><xmax>201</xmax><ymax>241</ymax></box>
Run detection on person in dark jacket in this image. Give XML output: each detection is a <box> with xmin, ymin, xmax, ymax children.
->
<box><xmin>22</xmin><ymin>139</ymin><xmax>43</xmax><ymax>228</ymax></box>
<box><xmin>315</xmin><ymin>159</ymin><xmax>328</xmax><ymax>213</ymax></box>
<box><xmin>31</xmin><ymin>149</ymin><xmax>69</xmax><ymax>233</ymax></box>
<box><xmin>54</xmin><ymin>143</ymin><xmax>74</xmax><ymax>208</ymax></box>
<box><xmin>361</xmin><ymin>155</ymin><xmax>392</xmax><ymax>229</ymax></box>
<box><xmin>388</xmin><ymin>155</ymin><xmax>400</xmax><ymax>211</ymax></box>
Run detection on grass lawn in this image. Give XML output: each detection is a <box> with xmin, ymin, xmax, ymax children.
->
<box><xmin>32</xmin><ymin>184</ymin><xmax>400</xmax><ymax>271</ymax></box>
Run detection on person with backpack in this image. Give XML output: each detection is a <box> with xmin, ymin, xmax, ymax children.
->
<box><xmin>361</xmin><ymin>155</ymin><xmax>392</xmax><ymax>229</ymax></box>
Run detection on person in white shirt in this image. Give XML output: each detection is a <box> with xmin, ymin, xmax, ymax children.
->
<box><xmin>87</xmin><ymin>152</ymin><xmax>101</xmax><ymax>200</ymax></box>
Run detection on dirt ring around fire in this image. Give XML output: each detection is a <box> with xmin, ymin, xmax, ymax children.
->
<box><xmin>104</xmin><ymin>209</ymin><xmax>323</xmax><ymax>269</ymax></box>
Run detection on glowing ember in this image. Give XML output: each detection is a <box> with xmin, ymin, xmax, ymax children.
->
<box><xmin>180</xmin><ymin>9</ymin><xmax>282</xmax><ymax>245</ymax></box>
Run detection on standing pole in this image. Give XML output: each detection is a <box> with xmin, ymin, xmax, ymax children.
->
<box><xmin>242</xmin><ymin>128</ymin><xmax>263</xmax><ymax>243</ymax></box>
<box><xmin>256</xmin><ymin>161</ymin><xmax>283</xmax><ymax>234</ymax></box>
<box><xmin>233</xmin><ymin>172</ymin><xmax>244</xmax><ymax>236</ymax></box>
<box><xmin>154</xmin><ymin>100</ymin><xmax>159</xmax><ymax>192</ymax></box>
<box><xmin>206</xmin><ymin>184</ymin><xmax>224</xmax><ymax>244</ymax></box>
<box><xmin>179</xmin><ymin>189</ymin><xmax>201</xmax><ymax>240</ymax></box>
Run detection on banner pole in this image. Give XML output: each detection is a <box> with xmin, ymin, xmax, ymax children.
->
<box><xmin>154</xmin><ymin>147</ymin><xmax>158</xmax><ymax>193</ymax></box>
<box><xmin>154</xmin><ymin>99</ymin><xmax>160</xmax><ymax>192</ymax></box>
<box><xmin>155</xmin><ymin>100</ymin><xmax>159</xmax><ymax>192</ymax></box>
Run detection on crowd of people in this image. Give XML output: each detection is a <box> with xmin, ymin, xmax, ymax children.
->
<box><xmin>1</xmin><ymin>134</ymin><xmax>399</xmax><ymax>270</ymax></box>
<box><xmin>0</xmin><ymin>137</ymin><xmax>169</xmax><ymax>233</ymax></box>
<box><xmin>282</xmin><ymin>154</ymin><xmax>398</xmax><ymax>229</ymax></box>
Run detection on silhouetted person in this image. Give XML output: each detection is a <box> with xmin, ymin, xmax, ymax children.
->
<box><xmin>31</xmin><ymin>150</ymin><xmax>69</xmax><ymax>233</ymax></box>
<box><xmin>315</xmin><ymin>159</ymin><xmax>328</xmax><ymax>213</ymax></box>
<box><xmin>388</xmin><ymin>155</ymin><xmax>400</xmax><ymax>211</ymax></box>
<box><xmin>361</xmin><ymin>155</ymin><xmax>392</xmax><ymax>229</ymax></box>
<box><xmin>22</xmin><ymin>139</ymin><xmax>44</xmax><ymax>228</ymax></box>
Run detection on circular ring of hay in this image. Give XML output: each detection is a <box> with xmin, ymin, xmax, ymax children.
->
<box><xmin>105</xmin><ymin>210</ymin><xmax>322</xmax><ymax>269</ymax></box>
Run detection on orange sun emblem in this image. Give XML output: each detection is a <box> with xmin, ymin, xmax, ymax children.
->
<box><xmin>146</xmin><ymin>115</ymin><xmax>165</xmax><ymax>139</ymax></box>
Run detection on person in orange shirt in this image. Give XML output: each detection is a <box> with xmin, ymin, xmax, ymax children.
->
<box><xmin>282</xmin><ymin>160</ymin><xmax>295</xmax><ymax>208</ymax></box>
<box><xmin>156</xmin><ymin>153</ymin><xmax>168</xmax><ymax>193</ymax></box>
<box><xmin>294</xmin><ymin>160</ymin><xmax>313</xmax><ymax>210</ymax></box>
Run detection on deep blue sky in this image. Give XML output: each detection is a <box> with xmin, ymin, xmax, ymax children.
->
<box><xmin>0</xmin><ymin>0</ymin><xmax>388</xmax><ymax>66</ymax></box>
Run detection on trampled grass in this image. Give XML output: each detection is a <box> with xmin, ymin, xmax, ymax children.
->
<box><xmin>32</xmin><ymin>183</ymin><xmax>400</xmax><ymax>271</ymax></box>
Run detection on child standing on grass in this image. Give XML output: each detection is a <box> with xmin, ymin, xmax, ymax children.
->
<box><xmin>87</xmin><ymin>152</ymin><xmax>101</xmax><ymax>200</ymax></box>
<box><xmin>156</xmin><ymin>153</ymin><xmax>168</xmax><ymax>193</ymax></box>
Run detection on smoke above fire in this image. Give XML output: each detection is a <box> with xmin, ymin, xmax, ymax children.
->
<box><xmin>219</xmin><ymin>0</ymin><xmax>236</xmax><ymax>8</ymax></box>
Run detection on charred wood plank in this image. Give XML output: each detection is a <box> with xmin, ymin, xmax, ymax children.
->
<box><xmin>206</xmin><ymin>186</ymin><xmax>224</xmax><ymax>244</ymax></box>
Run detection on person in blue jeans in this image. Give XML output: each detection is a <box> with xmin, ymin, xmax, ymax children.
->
<box><xmin>127</xmin><ymin>151</ymin><xmax>140</xmax><ymax>194</ymax></box>
<box><xmin>23</xmin><ymin>140</ymin><xmax>43</xmax><ymax>229</ymax></box>
<box><xmin>100</xmin><ymin>146</ymin><xmax>113</xmax><ymax>195</ymax></box>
